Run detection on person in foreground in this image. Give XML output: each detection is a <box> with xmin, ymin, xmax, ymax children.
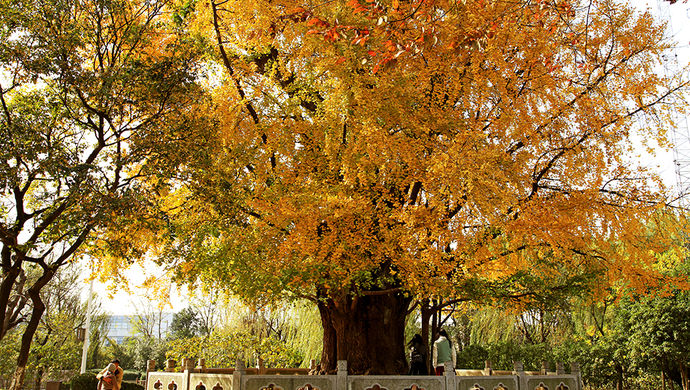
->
<box><xmin>97</xmin><ymin>359</ymin><xmax>124</xmax><ymax>390</ymax></box>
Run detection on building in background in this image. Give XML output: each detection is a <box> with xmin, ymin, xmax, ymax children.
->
<box><xmin>105</xmin><ymin>313</ymin><xmax>174</xmax><ymax>343</ymax></box>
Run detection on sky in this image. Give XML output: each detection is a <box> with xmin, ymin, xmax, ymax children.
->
<box><xmin>77</xmin><ymin>0</ymin><xmax>690</xmax><ymax>316</ymax></box>
<box><xmin>637</xmin><ymin>0</ymin><xmax>690</xmax><ymax>192</ymax></box>
<box><xmin>79</xmin><ymin>260</ymin><xmax>191</xmax><ymax>316</ymax></box>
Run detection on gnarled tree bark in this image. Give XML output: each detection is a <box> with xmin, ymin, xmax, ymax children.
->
<box><xmin>318</xmin><ymin>291</ymin><xmax>411</xmax><ymax>375</ymax></box>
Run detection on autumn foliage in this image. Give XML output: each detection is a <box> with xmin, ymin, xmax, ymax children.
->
<box><xmin>133</xmin><ymin>0</ymin><xmax>690</xmax><ymax>374</ymax></box>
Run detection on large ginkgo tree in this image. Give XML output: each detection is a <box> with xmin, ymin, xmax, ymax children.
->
<box><xmin>144</xmin><ymin>0</ymin><xmax>689</xmax><ymax>374</ymax></box>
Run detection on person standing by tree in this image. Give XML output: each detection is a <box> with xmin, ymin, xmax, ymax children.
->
<box><xmin>432</xmin><ymin>330</ymin><xmax>456</xmax><ymax>375</ymax></box>
<box><xmin>408</xmin><ymin>334</ymin><xmax>427</xmax><ymax>375</ymax></box>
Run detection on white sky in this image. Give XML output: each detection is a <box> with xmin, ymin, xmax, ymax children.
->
<box><xmin>79</xmin><ymin>260</ymin><xmax>191</xmax><ymax>316</ymax></box>
<box><xmin>76</xmin><ymin>0</ymin><xmax>690</xmax><ymax>316</ymax></box>
<box><xmin>635</xmin><ymin>0</ymin><xmax>690</xmax><ymax>191</ymax></box>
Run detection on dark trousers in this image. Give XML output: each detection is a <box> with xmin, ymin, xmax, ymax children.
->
<box><xmin>409</xmin><ymin>361</ymin><xmax>428</xmax><ymax>375</ymax></box>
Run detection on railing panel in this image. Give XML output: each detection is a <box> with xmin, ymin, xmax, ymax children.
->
<box><xmin>147</xmin><ymin>360</ymin><xmax>581</xmax><ymax>390</ymax></box>
<box><xmin>524</xmin><ymin>375</ymin><xmax>578</xmax><ymax>390</ymax></box>
<box><xmin>348</xmin><ymin>375</ymin><xmax>446</xmax><ymax>390</ymax></box>
<box><xmin>190</xmin><ymin>373</ymin><xmax>235</xmax><ymax>390</ymax></box>
<box><xmin>455</xmin><ymin>375</ymin><xmax>519</xmax><ymax>390</ymax></box>
<box><xmin>243</xmin><ymin>375</ymin><xmax>337</xmax><ymax>390</ymax></box>
<box><xmin>147</xmin><ymin>372</ymin><xmax>188</xmax><ymax>390</ymax></box>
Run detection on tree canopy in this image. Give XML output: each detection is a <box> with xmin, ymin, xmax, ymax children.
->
<box><xmin>0</xmin><ymin>0</ymin><xmax>209</xmax><ymax>386</ymax></box>
<box><xmin>2</xmin><ymin>0</ymin><xmax>688</xmax><ymax>378</ymax></box>
<box><xmin>135</xmin><ymin>0</ymin><xmax>690</xmax><ymax>374</ymax></box>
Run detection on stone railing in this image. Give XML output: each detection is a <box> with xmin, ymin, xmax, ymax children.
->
<box><xmin>146</xmin><ymin>359</ymin><xmax>581</xmax><ymax>390</ymax></box>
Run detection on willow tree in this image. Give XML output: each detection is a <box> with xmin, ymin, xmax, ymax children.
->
<box><xmin>153</xmin><ymin>0</ymin><xmax>687</xmax><ymax>374</ymax></box>
<box><xmin>0</xmin><ymin>0</ymin><xmax>207</xmax><ymax>387</ymax></box>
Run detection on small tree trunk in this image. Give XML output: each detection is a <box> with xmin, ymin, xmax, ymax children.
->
<box><xmin>431</xmin><ymin>301</ymin><xmax>438</xmax><ymax>339</ymax></box>
<box><xmin>319</xmin><ymin>291</ymin><xmax>411</xmax><ymax>374</ymax></box>
<box><xmin>9</xmin><ymin>268</ymin><xmax>53</xmax><ymax>390</ymax></box>
<box><xmin>680</xmin><ymin>362</ymin><xmax>688</xmax><ymax>390</ymax></box>
<box><xmin>9</xmin><ymin>301</ymin><xmax>45</xmax><ymax>390</ymax></box>
<box><xmin>663</xmin><ymin>371</ymin><xmax>667</xmax><ymax>390</ymax></box>
<box><xmin>420</xmin><ymin>300</ymin><xmax>432</xmax><ymax>374</ymax></box>
<box><xmin>34</xmin><ymin>366</ymin><xmax>44</xmax><ymax>390</ymax></box>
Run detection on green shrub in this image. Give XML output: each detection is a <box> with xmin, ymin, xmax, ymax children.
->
<box><xmin>122</xmin><ymin>371</ymin><xmax>143</xmax><ymax>381</ymax></box>
<box><xmin>70</xmin><ymin>373</ymin><xmax>98</xmax><ymax>390</ymax></box>
<box><xmin>457</xmin><ymin>344</ymin><xmax>489</xmax><ymax>369</ymax></box>
<box><xmin>121</xmin><ymin>382</ymin><xmax>145</xmax><ymax>390</ymax></box>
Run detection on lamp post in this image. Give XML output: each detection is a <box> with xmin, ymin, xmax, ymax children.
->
<box><xmin>80</xmin><ymin>279</ymin><xmax>94</xmax><ymax>373</ymax></box>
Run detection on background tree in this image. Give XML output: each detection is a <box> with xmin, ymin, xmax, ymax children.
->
<box><xmin>132</xmin><ymin>303</ymin><xmax>169</xmax><ymax>341</ymax></box>
<box><xmin>148</xmin><ymin>0</ymin><xmax>689</xmax><ymax>374</ymax></box>
<box><xmin>169</xmin><ymin>307</ymin><xmax>202</xmax><ymax>340</ymax></box>
<box><xmin>0</xmin><ymin>0</ymin><xmax>208</xmax><ymax>386</ymax></box>
<box><xmin>624</xmin><ymin>292</ymin><xmax>690</xmax><ymax>390</ymax></box>
<box><xmin>166</xmin><ymin>300</ymin><xmax>314</xmax><ymax>369</ymax></box>
<box><xmin>29</xmin><ymin>266</ymin><xmax>93</xmax><ymax>390</ymax></box>
<box><xmin>86</xmin><ymin>314</ymin><xmax>110</xmax><ymax>370</ymax></box>
<box><xmin>0</xmin><ymin>265</ymin><xmax>105</xmax><ymax>388</ymax></box>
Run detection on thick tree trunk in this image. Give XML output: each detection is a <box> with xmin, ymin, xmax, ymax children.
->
<box><xmin>318</xmin><ymin>300</ymin><xmax>338</xmax><ymax>373</ymax></box>
<box><xmin>319</xmin><ymin>291</ymin><xmax>411</xmax><ymax>375</ymax></box>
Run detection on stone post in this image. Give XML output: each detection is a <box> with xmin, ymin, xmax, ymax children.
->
<box><xmin>444</xmin><ymin>361</ymin><xmax>455</xmax><ymax>390</ymax></box>
<box><xmin>540</xmin><ymin>361</ymin><xmax>548</xmax><ymax>375</ymax></box>
<box><xmin>183</xmin><ymin>358</ymin><xmax>195</xmax><ymax>372</ymax></box>
<box><xmin>233</xmin><ymin>359</ymin><xmax>246</xmax><ymax>390</ymax></box>
<box><xmin>336</xmin><ymin>361</ymin><xmax>348</xmax><ymax>390</ymax></box>
<box><xmin>483</xmin><ymin>361</ymin><xmax>493</xmax><ymax>376</ymax></box>
<box><xmin>570</xmin><ymin>363</ymin><xmax>582</xmax><ymax>390</ymax></box>
<box><xmin>257</xmin><ymin>358</ymin><xmax>265</xmax><ymax>375</ymax></box>
<box><xmin>166</xmin><ymin>359</ymin><xmax>177</xmax><ymax>373</ymax></box>
<box><xmin>556</xmin><ymin>362</ymin><xmax>565</xmax><ymax>375</ymax></box>
<box><xmin>513</xmin><ymin>361</ymin><xmax>527</xmax><ymax>390</ymax></box>
<box><xmin>182</xmin><ymin>358</ymin><xmax>194</xmax><ymax>390</ymax></box>
<box><xmin>146</xmin><ymin>360</ymin><xmax>156</xmax><ymax>390</ymax></box>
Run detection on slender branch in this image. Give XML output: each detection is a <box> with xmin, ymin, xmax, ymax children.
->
<box><xmin>0</xmin><ymin>83</ymin><xmax>12</xmax><ymax>126</ymax></box>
